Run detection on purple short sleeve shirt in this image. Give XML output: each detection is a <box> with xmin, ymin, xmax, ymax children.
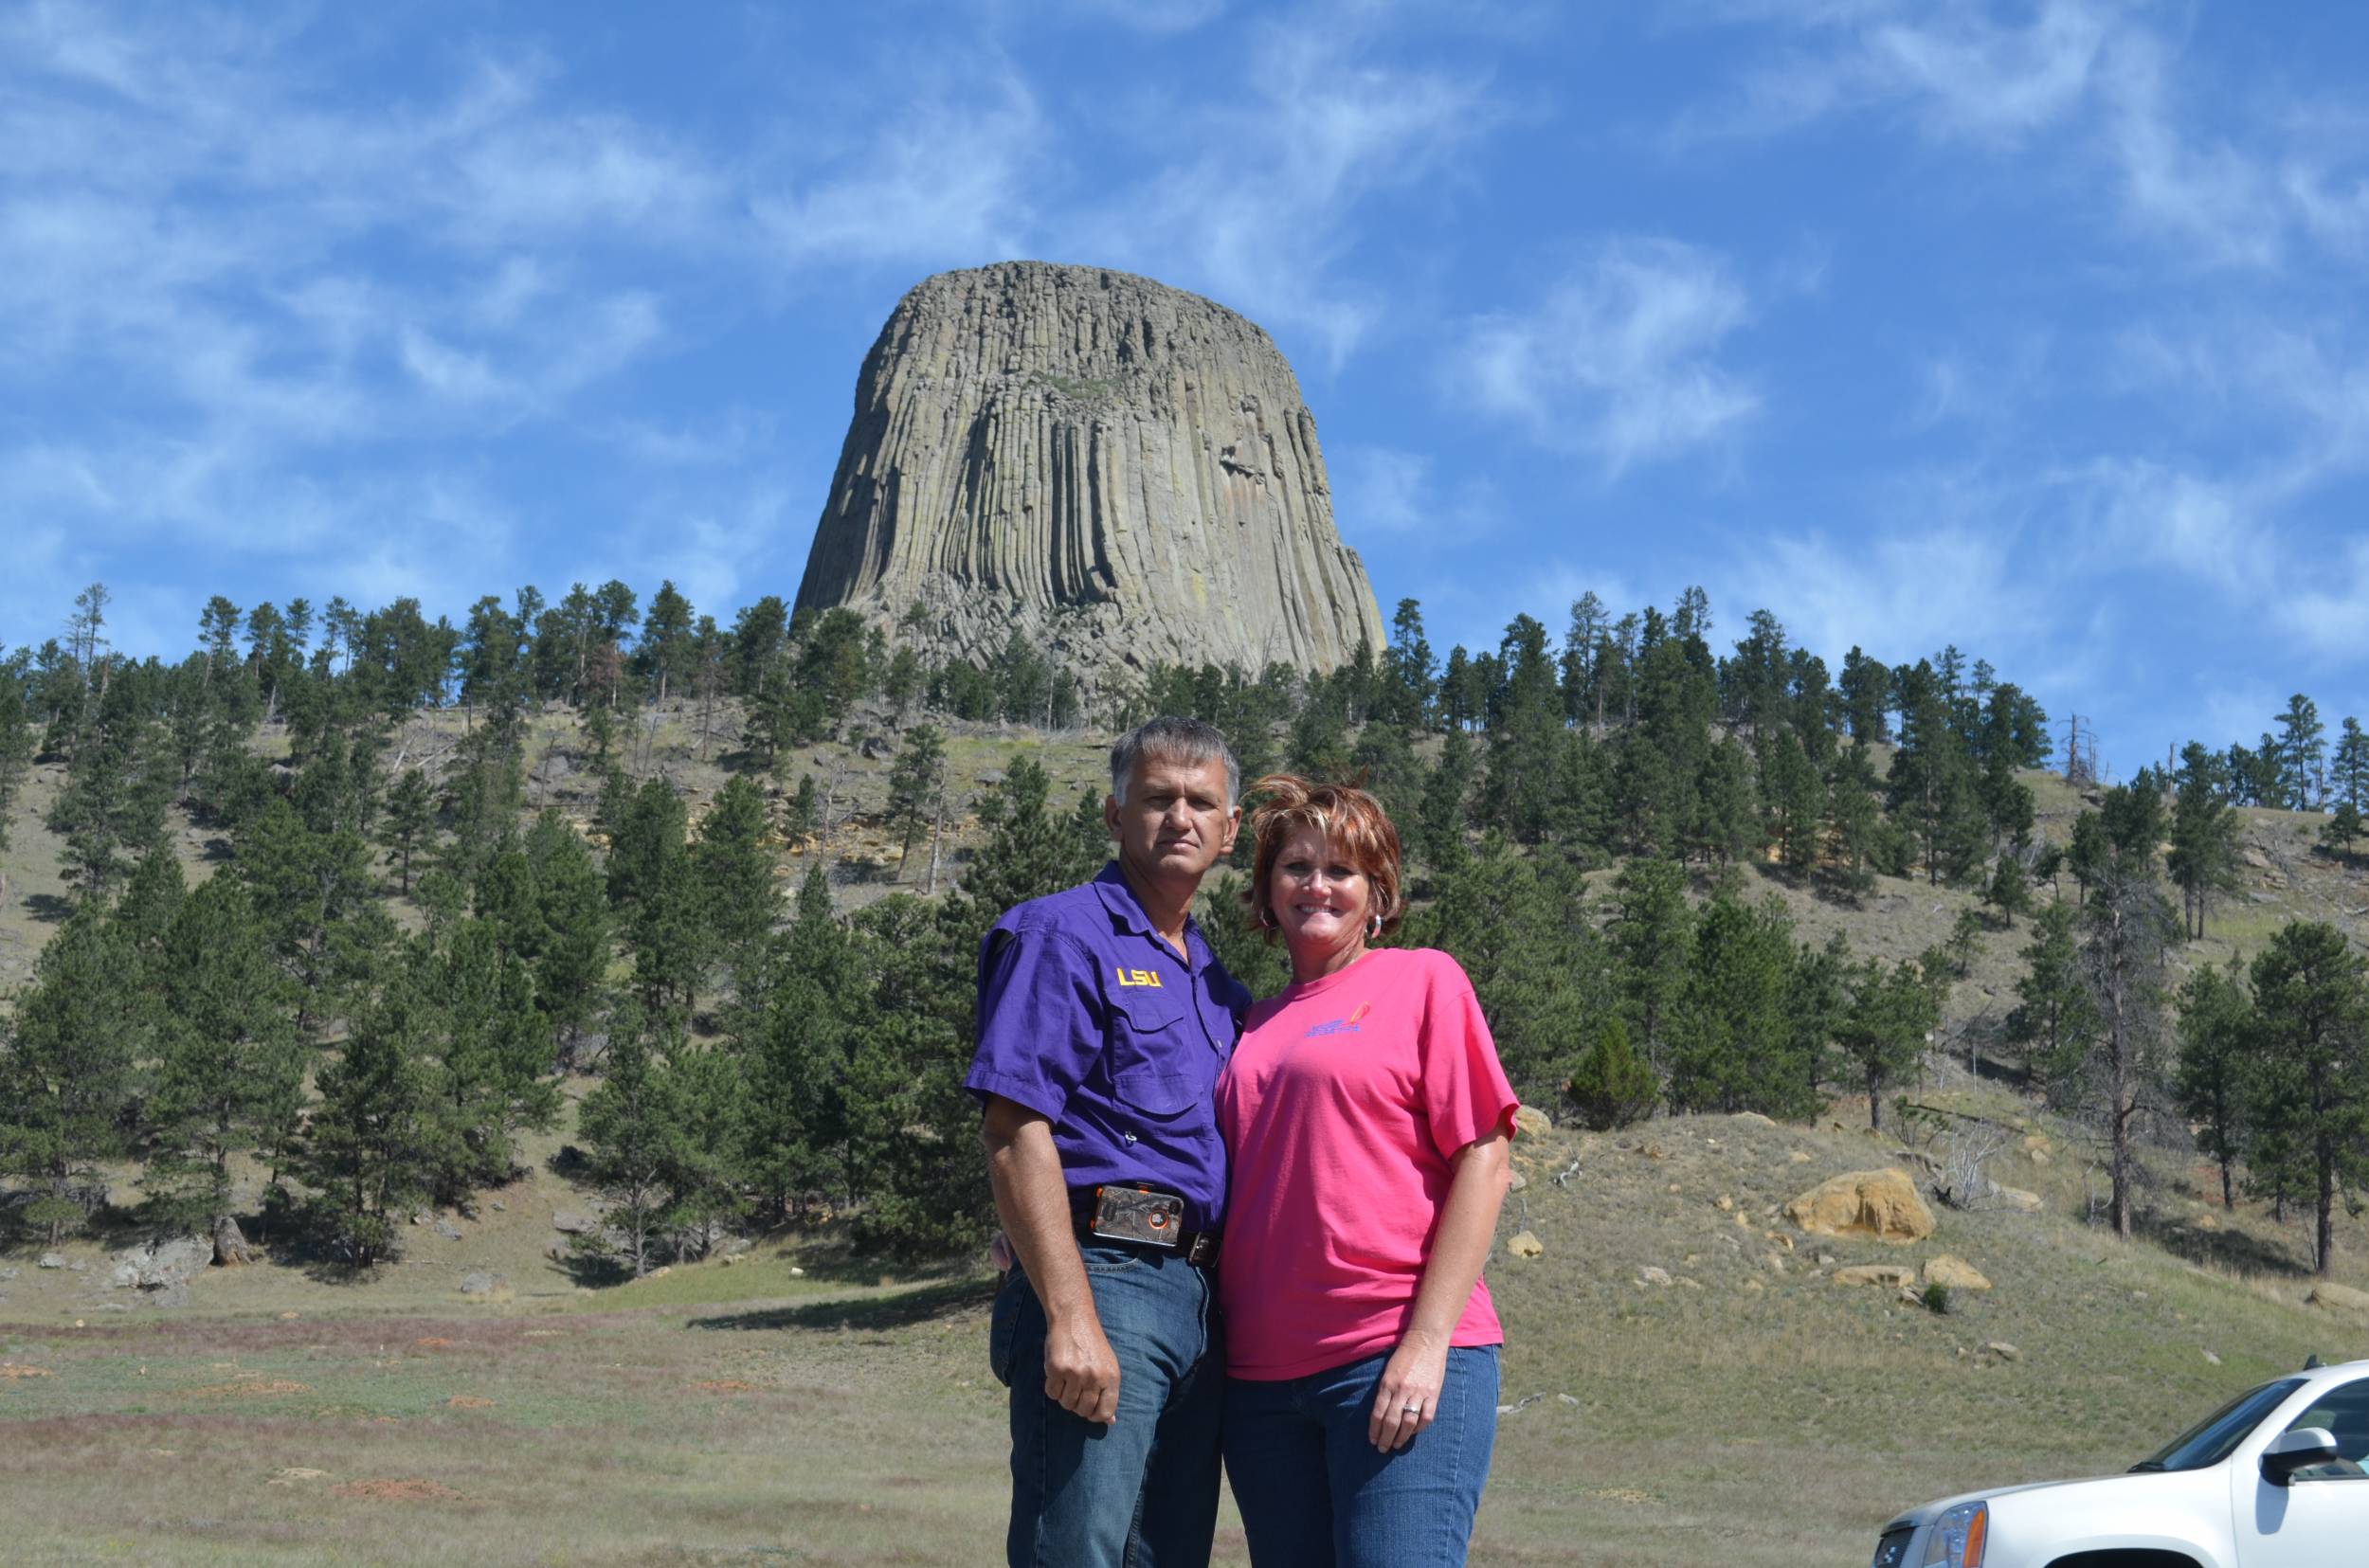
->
<box><xmin>967</xmin><ymin>862</ymin><xmax>1252</xmax><ymax>1230</ymax></box>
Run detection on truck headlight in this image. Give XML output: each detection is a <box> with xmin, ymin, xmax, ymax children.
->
<box><xmin>1921</xmin><ymin>1502</ymin><xmax>1987</xmax><ymax>1567</ymax></box>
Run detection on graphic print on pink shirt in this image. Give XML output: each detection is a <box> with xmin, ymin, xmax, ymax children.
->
<box><xmin>1215</xmin><ymin>946</ymin><xmax>1520</xmax><ymax>1380</ymax></box>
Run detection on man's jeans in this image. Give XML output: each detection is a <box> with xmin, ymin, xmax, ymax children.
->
<box><xmin>1221</xmin><ymin>1345</ymin><xmax>1500</xmax><ymax>1567</ymax></box>
<box><xmin>990</xmin><ymin>1243</ymin><xmax>1223</xmax><ymax>1568</ymax></box>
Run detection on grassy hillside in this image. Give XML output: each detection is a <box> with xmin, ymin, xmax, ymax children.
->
<box><xmin>9</xmin><ymin>703</ymin><xmax>2369</xmax><ymax>1561</ymax></box>
<box><xmin>3</xmin><ymin>1091</ymin><xmax>2368</xmax><ymax>1564</ymax></box>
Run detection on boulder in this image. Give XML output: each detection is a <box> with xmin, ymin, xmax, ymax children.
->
<box><xmin>2307</xmin><ymin>1282</ymin><xmax>2369</xmax><ymax>1317</ymax></box>
<box><xmin>109</xmin><ymin>1236</ymin><xmax>210</xmax><ymax>1292</ymax></box>
<box><xmin>1989</xmin><ymin>1184</ymin><xmax>2044</xmax><ymax>1214</ymax></box>
<box><xmin>37</xmin><ymin>1253</ymin><xmax>63</xmax><ymax>1270</ymax></box>
<box><xmin>459</xmin><ymin>1271</ymin><xmax>505</xmax><ymax>1298</ymax></box>
<box><xmin>1512</xmin><ymin>1106</ymin><xmax>1553</xmax><ymax>1137</ymax></box>
<box><xmin>1637</xmin><ymin>1266</ymin><xmax>1672</xmax><ymax>1288</ymax></box>
<box><xmin>552</xmin><ymin>1212</ymin><xmax>600</xmax><ymax>1235</ymax></box>
<box><xmin>1923</xmin><ymin>1254</ymin><xmax>1993</xmax><ymax>1292</ymax></box>
<box><xmin>1833</xmin><ymin>1265</ymin><xmax>1917</xmax><ymax>1289</ymax></box>
<box><xmin>1505</xmin><ymin>1232</ymin><xmax>1544</xmax><ymax>1259</ymax></box>
<box><xmin>1783</xmin><ymin>1169</ymin><xmax>1936</xmax><ymax>1244</ymax></box>
<box><xmin>434</xmin><ymin>1219</ymin><xmax>463</xmax><ymax>1242</ymax></box>
<box><xmin>212</xmin><ymin>1216</ymin><xmax>254</xmax><ymax>1267</ymax></box>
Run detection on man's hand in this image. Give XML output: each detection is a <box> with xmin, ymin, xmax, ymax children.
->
<box><xmin>1044</xmin><ymin>1308</ymin><xmax>1121</xmax><ymax>1425</ymax></box>
<box><xmin>982</xmin><ymin>1095</ymin><xmax>1118</xmax><ymax>1426</ymax></box>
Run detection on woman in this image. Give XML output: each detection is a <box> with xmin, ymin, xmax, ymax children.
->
<box><xmin>1215</xmin><ymin>775</ymin><xmax>1518</xmax><ymax>1567</ymax></box>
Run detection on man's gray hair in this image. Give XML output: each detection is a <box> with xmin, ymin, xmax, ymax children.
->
<box><xmin>1110</xmin><ymin>715</ymin><xmax>1240</xmax><ymax>807</ymax></box>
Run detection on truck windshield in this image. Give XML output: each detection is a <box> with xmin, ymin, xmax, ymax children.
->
<box><xmin>2133</xmin><ymin>1379</ymin><xmax>2306</xmax><ymax>1472</ymax></box>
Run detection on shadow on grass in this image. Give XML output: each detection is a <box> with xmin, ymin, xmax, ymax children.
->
<box><xmin>2140</xmin><ymin>1207</ymin><xmax>2311</xmax><ymax>1278</ymax></box>
<box><xmin>24</xmin><ymin>892</ymin><xmax>72</xmax><ymax>925</ymax></box>
<box><xmin>691</xmin><ymin>1275</ymin><xmax>995</xmax><ymax>1334</ymax></box>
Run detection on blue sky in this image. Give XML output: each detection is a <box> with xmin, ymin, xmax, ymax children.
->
<box><xmin>6</xmin><ymin>0</ymin><xmax>2368</xmax><ymax>777</ymax></box>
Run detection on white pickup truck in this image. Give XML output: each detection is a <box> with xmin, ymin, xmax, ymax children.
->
<box><xmin>1872</xmin><ymin>1357</ymin><xmax>2369</xmax><ymax>1567</ymax></box>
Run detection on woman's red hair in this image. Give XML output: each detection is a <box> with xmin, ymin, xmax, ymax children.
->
<box><xmin>1244</xmin><ymin>773</ymin><xmax>1404</xmax><ymax>943</ymax></box>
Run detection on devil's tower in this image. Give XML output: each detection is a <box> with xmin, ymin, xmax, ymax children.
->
<box><xmin>794</xmin><ymin>261</ymin><xmax>1386</xmax><ymax>683</ymax></box>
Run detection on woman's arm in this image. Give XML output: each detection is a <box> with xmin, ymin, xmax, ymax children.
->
<box><xmin>1368</xmin><ymin>1126</ymin><xmax>1512</xmax><ymax>1451</ymax></box>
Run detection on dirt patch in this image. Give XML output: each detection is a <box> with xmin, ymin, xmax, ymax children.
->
<box><xmin>268</xmin><ymin>1468</ymin><xmax>330</xmax><ymax>1486</ymax></box>
<box><xmin>0</xmin><ymin>1364</ymin><xmax>54</xmax><ymax>1379</ymax></box>
<box><xmin>444</xmin><ymin>1395</ymin><xmax>495</xmax><ymax>1409</ymax></box>
<box><xmin>180</xmin><ymin>1379</ymin><xmax>311</xmax><ymax>1399</ymax></box>
<box><xmin>691</xmin><ymin>1379</ymin><xmax>759</xmax><ymax>1393</ymax></box>
<box><xmin>331</xmin><ymin>1479</ymin><xmax>461</xmax><ymax>1502</ymax></box>
<box><xmin>414</xmin><ymin>1337</ymin><xmax>458</xmax><ymax>1349</ymax></box>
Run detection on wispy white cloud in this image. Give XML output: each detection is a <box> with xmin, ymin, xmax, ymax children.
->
<box><xmin>750</xmin><ymin>70</ymin><xmax>1041</xmax><ymax>269</ymax></box>
<box><xmin>1456</xmin><ymin>239</ymin><xmax>1757</xmax><ymax>474</ymax></box>
<box><xmin>1328</xmin><ymin>442</ymin><xmax>1514</xmax><ymax>540</ymax></box>
<box><xmin>1074</xmin><ymin>7</ymin><xmax>1498</xmax><ymax>365</ymax></box>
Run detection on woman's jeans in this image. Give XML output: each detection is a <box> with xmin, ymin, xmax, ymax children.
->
<box><xmin>1223</xmin><ymin>1345</ymin><xmax>1500</xmax><ymax>1567</ymax></box>
<box><xmin>990</xmin><ymin>1243</ymin><xmax>1224</xmax><ymax>1567</ymax></box>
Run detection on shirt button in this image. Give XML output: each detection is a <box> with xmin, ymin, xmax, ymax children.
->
<box><xmin>1123</xmin><ymin>1132</ymin><xmax>1138</xmax><ymax>1144</ymax></box>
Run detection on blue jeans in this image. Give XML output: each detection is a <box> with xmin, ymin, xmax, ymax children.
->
<box><xmin>1222</xmin><ymin>1345</ymin><xmax>1501</xmax><ymax>1567</ymax></box>
<box><xmin>989</xmin><ymin>1243</ymin><xmax>1224</xmax><ymax>1567</ymax></box>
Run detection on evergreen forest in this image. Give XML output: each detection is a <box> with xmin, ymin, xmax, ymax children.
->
<box><xmin>5</xmin><ymin>580</ymin><xmax>2369</xmax><ymax>1277</ymax></box>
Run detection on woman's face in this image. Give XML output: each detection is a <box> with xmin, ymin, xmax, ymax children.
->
<box><xmin>1268</xmin><ymin>824</ymin><xmax>1372</xmax><ymax>955</ymax></box>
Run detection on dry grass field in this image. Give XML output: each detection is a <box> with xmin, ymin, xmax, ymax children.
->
<box><xmin>5</xmin><ymin>1092</ymin><xmax>2368</xmax><ymax>1566</ymax></box>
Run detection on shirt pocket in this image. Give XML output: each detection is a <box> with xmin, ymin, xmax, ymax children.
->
<box><xmin>1108</xmin><ymin>986</ymin><xmax>1201</xmax><ymax>1116</ymax></box>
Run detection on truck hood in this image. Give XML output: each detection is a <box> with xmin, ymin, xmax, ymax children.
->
<box><xmin>1881</xmin><ymin>1473</ymin><xmax>2132</xmax><ymax>1533</ymax></box>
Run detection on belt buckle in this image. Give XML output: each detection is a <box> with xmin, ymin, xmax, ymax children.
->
<box><xmin>1088</xmin><ymin>1185</ymin><xmax>1184</xmax><ymax>1249</ymax></box>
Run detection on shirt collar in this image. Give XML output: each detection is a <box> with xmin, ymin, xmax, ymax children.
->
<box><xmin>1094</xmin><ymin>861</ymin><xmax>1208</xmax><ymax>967</ymax></box>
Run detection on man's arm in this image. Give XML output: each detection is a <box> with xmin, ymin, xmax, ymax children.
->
<box><xmin>983</xmin><ymin>1094</ymin><xmax>1120</xmax><ymax>1426</ymax></box>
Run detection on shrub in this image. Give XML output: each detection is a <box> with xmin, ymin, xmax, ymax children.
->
<box><xmin>1564</xmin><ymin>1018</ymin><xmax>1659</xmax><ymax>1131</ymax></box>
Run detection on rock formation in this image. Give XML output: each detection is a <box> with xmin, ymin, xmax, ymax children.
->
<box><xmin>794</xmin><ymin>261</ymin><xmax>1386</xmax><ymax>684</ymax></box>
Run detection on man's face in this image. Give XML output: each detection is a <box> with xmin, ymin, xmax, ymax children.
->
<box><xmin>1105</xmin><ymin>752</ymin><xmax>1239</xmax><ymax>891</ymax></box>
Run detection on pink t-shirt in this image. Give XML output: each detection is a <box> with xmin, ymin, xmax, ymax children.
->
<box><xmin>1215</xmin><ymin>946</ymin><xmax>1520</xmax><ymax>1380</ymax></box>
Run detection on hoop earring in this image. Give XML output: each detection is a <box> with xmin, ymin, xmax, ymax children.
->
<box><xmin>1367</xmin><ymin>911</ymin><xmax>1383</xmax><ymax>940</ymax></box>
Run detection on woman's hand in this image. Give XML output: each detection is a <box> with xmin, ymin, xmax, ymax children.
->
<box><xmin>1368</xmin><ymin>1330</ymin><xmax>1450</xmax><ymax>1451</ymax></box>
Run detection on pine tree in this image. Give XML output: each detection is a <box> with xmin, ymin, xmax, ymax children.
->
<box><xmin>573</xmin><ymin>1001</ymin><xmax>684</xmax><ymax>1276</ymax></box>
<box><xmin>1984</xmin><ymin>854</ymin><xmax>2032</xmax><ymax>929</ymax></box>
<box><xmin>143</xmin><ymin>876</ymin><xmax>304</xmax><ymax>1249</ymax></box>
<box><xmin>1564</xmin><ymin>1018</ymin><xmax>1658</xmax><ymax>1130</ymax></box>
<box><xmin>1607</xmin><ymin>856</ymin><xmax>1693</xmax><ymax>1072</ymax></box>
<box><xmin>1666</xmin><ymin>888</ymin><xmax>1814</xmax><ymax>1119</ymax></box>
<box><xmin>414</xmin><ymin>920</ymin><xmax>561</xmax><ymax>1200</ymax></box>
<box><xmin>380</xmin><ymin>766</ymin><xmax>434</xmax><ymax>894</ymax></box>
<box><xmin>1762</xmin><ymin>730</ymin><xmax>1824</xmax><ymax>875</ymax></box>
<box><xmin>1835</xmin><ymin>957</ymin><xmax>1936</xmax><ymax>1131</ymax></box>
<box><xmin>523</xmin><ymin>811</ymin><xmax>609</xmax><ymax>1061</ymax></box>
<box><xmin>694</xmin><ymin>774</ymin><xmax>778</xmax><ymax>1012</ymax></box>
<box><xmin>0</xmin><ymin>674</ymin><xmax>31</xmax><ymax>909</ymax></box>
<box><xmin>887</xmin><ymin>724</ymin><xmax>947</xmax><ymax>870</ymax></box>
<box><xmin>2077</xmin><ymin>860</ymin><xmax>2179</xmax><ymax>1241</ymax></box>
<box><xmin>0</xmin><ymin>909</ymin><xmax>146</xmax><ymax>1242</ymax></box>
<box><xmin>2246</xmin><ymin>921</ymin><xmax>2369</xmax><ymax>1275</ymax></box>
<box><xmin>296</xmin><ymin>988</ymin><xmax>433</xmax><ymax>1268</ymax></box>
<box><xmin>961</xmin><ymin>754</ymin><xmax>1102</xmax><ymax>919</ymax></box>
<box><xmin>1416</xmin><ymin>728</ymin><xmax>1474</xmax><ymax>869</ymax></box>
<box><xmin>2173</xmin><ymin>959</ymin><xmax>2252</xmax><ymax>1211</ymax></box>
<box><xmin>2276</xmin><ymin>694</ymin><xmax>2327</xmax><ymax>809</ymax></box>
<box><xmin>2167</xmin><ymin>745</ymin><xmax>2240</xmax><ymax>937</ymax></box>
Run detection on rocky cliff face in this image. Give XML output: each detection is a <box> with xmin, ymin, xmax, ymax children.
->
<box><xmin>794</xmin><ymin>261</ymin><xmax>1386</xmax><ymax>685</ymax></box>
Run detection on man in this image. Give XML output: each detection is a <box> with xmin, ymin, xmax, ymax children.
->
<box><xmin>968</xmin><ymin>715</ymin><xmax>1251</xmax><ymax>1568</ymax></box>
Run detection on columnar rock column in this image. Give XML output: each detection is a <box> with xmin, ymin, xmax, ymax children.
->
<box><xmin>794</xmin><ymin>261</ymin><xmax>1387</xmax><ymax>684</ymax></box>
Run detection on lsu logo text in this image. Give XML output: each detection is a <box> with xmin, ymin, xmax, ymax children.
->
<box><xmin>1114</xmin><ymin>967</ymin><xmax>1165</xmax><ymax>988</ymax></box>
